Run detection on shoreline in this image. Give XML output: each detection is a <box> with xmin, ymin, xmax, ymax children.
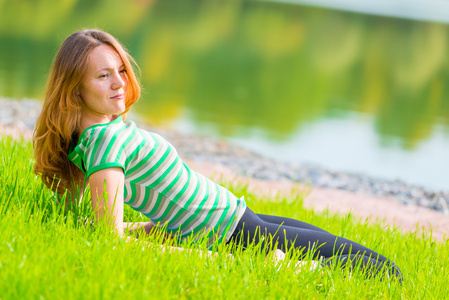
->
<box><xmin>1</xmin><ymin>97</ymin><xmax>448</xmax><ymax>241</ymax></box>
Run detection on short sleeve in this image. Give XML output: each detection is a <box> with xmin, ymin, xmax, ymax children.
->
<box><xmin>69</xmin><ymin>119</ymin><xmax>131</xmax><ymax>177</ymax></box>
<box><xmin>85</xmin><ymin>124</ymin><xmax>129</xmax><ymax>177</ymax></box>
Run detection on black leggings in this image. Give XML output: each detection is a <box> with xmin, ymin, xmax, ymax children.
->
<box><xmin>227</xmin><ymin>207</ymin><xmax>402</xmax><ymax>281</ymax></box>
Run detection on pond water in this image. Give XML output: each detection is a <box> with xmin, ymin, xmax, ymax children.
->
<box><xmin>1</xmin><ymin>0</ymin><xmax>448</xmax><ymax>191</ymax></box>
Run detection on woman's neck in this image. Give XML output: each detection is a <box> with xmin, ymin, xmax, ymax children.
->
<box><xmin>80</xmin><ymin>112</ymin><xmax>119</xmax><ymax>132</ymax></box>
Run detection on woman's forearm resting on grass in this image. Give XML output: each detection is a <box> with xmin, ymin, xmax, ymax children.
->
<box><xmin>123</xmin><ymin>222</ymin><xmax>156</xmax><ymax>237</ymax></box>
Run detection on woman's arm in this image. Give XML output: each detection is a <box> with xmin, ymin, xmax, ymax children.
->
<box><xmin>88</xmin><ymin>167</ymin><xmax>125</xmax><ymax>235</ymax></box>
<box><xmin>123</xmin><ymin>222</ymin><xmax>155</xmax><ymax>237</ymax></box>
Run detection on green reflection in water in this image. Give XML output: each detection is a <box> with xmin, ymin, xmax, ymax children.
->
<box><xmin>1</xmin><ymin>0</ymin><xmax>449</xmax><ymax>153</ymax></box>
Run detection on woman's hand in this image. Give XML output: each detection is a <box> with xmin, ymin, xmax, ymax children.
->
<box><xmin>272</xmin><ymin>249</ymin><xmax>286</xmax><ymax>262</ymax></box>
<box><xmin>267</xmin><ymin>249</ymin><xmax>322</xmax><ymax>273</ymax></box>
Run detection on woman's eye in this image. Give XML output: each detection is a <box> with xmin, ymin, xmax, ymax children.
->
<box><xmin>99</xmin><ymin>73</ymin><xmax>109</xmax><ymax>79</ymax></box>
<box><xmin>119</xmin><ymin>69</ymin><xmax>127</xmax><ymax>74</ymax></box>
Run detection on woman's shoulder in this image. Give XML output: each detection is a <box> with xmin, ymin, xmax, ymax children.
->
<box><xmin>80</xmin><ymin>115</ymin><xmax>126</xmax><ymax>139</ymax></box>
<box><xmin>76</xmin><ymin>116</ymin><xmax>173</xmax><ymax>153</ymax></box>
<box><xmin>69</xmin><ymin>117</ymin><xmax>136</xmax><ymax>164</ymax></box>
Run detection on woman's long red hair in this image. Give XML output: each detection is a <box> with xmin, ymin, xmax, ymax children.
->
<box><xmin>33</xmin><ymin>29</ymin><xmax>141</xmax><ymax>196</ymax></box>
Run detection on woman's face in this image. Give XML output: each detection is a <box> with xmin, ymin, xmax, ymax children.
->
<box><xmin>79</xmin><ymin>44</ymin><xmax>128</xmax><ymax>123</ymax></box>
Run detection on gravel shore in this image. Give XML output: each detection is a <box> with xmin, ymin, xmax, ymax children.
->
<box><xmin>1</xmin><ymin>97</ymin><xmax>448</xmax><ymax>214</ymax></box>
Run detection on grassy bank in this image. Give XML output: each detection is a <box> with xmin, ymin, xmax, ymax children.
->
<box><xmin>0</xmin><ymin>136</ymin><xmax>446</xmax><ymax>299</ymax></box>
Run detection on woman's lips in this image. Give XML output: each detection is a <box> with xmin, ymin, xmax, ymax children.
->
<box><xmin>111</xmin><ymin>93</ymin><xmax>125</xmax><ymax>99</ymax></box>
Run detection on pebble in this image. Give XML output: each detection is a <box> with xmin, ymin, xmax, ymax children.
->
<box><xmin>1</xmin><ymin>97</ymin><xmax>448</xmax><ymax>214</ymax></box>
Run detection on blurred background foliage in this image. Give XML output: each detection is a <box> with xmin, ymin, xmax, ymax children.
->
<box><xmin>0</xmin><ymin>0</ymin><xmax>448</xmax><ymax>189</ymax></box>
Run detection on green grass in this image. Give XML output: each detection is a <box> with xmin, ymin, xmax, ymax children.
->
<box><xmin>0</xmin><ymin>136</ymin><xmax>447</xmax><ymax>299</ymax></box>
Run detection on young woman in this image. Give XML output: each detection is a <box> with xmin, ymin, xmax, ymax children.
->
<box><xmin>34</xmin><ymin>29</ymin><xmax>402</xmax><ymax>281</ymax></box>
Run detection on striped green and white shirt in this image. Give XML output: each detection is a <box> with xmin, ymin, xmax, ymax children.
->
<box><xmin>69</xmin><ymin>115</ymin><xmax>246</xmax><ymax>246</ymax></box>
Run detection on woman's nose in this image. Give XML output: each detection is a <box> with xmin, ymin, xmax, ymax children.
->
<box><xmin>112</xmin><ymin>71</ymin><xmax>126</xmax><ymax>89</ymax></box>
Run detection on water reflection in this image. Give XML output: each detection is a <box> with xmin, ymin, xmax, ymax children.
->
<box><xmin>1</xmin><ymin>0</ymin><xmax>448</xmax><ymax>189</ymax></box>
